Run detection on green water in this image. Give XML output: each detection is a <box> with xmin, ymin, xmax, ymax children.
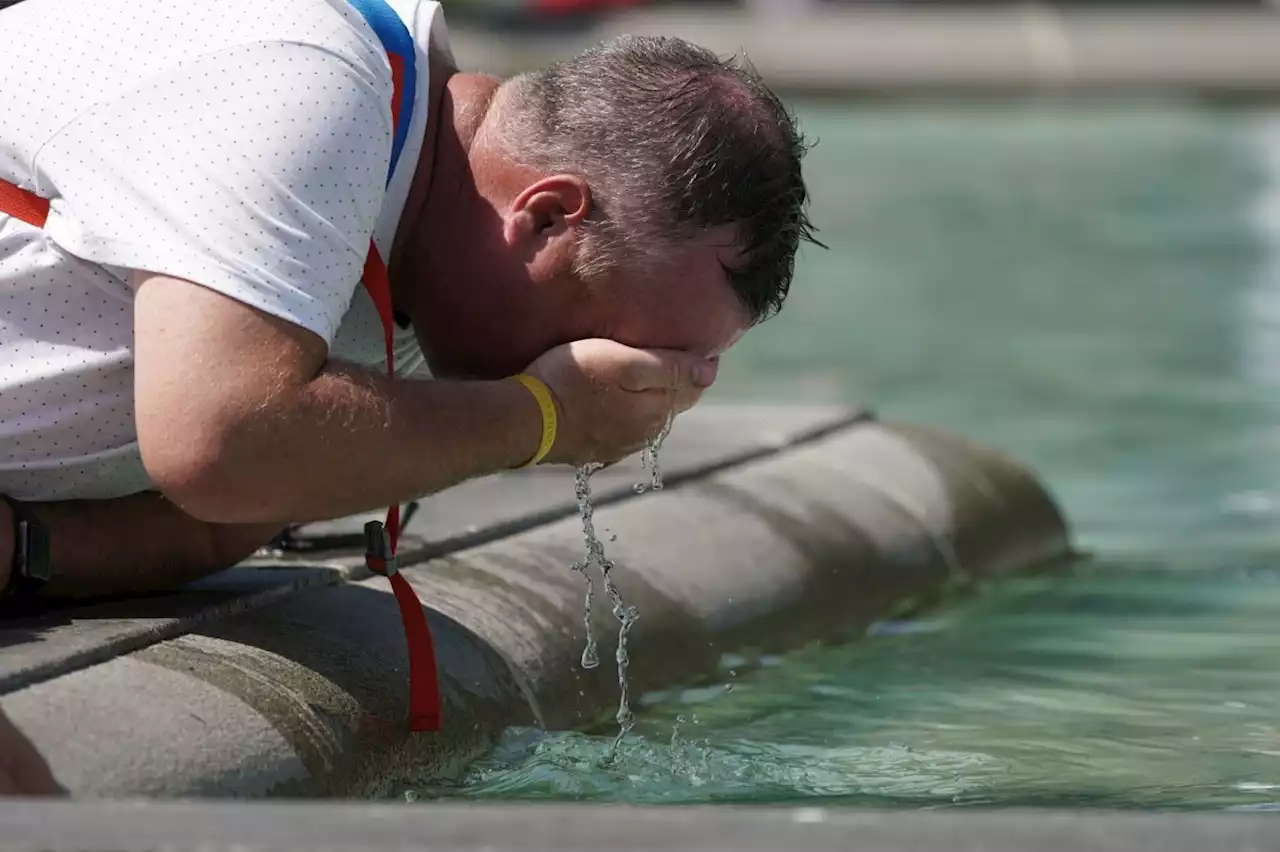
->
<box><xmin>421</xmin><ymin>102</ymin><xmax>1280</xmax><ymax>811</ymax></box>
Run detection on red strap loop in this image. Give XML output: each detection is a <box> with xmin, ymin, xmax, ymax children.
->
<box><xmin>0</xmin><ymin>181</ymin><xmax>49</xmax><ymax>229</ymax></box>
<box><xmin>361</xmin><ymin>246</ymin><xmax>441</xmax><ymax>733</ymax></box>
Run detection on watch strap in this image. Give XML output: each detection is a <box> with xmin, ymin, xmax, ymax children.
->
<box><xmin>1</xmin><ymin>495</ymin><xmax>51</xmax><ymax>603</ymax></box>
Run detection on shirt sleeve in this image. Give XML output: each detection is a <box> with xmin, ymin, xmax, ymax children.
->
<box><xmin>36</xmin><ymin>38</ymin><xmax>394</xmax><ymax>346</ymax></box>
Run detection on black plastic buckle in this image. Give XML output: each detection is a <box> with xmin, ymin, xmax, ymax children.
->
<box><xmin>363</xmin><ymin>519</ymin><xmax>397</xmax><ymax>577</ymax></box>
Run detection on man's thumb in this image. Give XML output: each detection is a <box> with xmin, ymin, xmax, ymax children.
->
<box><xmin>618</xmin><ymin>351</ymin><xmax>716</xmax><ymax>392</ymax></box>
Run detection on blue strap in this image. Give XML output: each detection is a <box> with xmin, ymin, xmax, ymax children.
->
<box><xmin>346</xmin><ymin>0</ymin><xmax>417</xmax><ymax>186</ymax></box>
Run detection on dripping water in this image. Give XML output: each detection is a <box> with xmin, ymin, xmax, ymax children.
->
<box><xmin>571</xmin><ymin>463</ymin><xmax>605</xmax><ymax>672</ymax></box>
<box><xmin>635</xmin><ymin>411</ymin><xmax>674</xmax><ymax>494</ymax></box>
<box><xmin>571</xmin><ymin>411</ymin><xmax>676</xmax><ymax>749</ymax></box>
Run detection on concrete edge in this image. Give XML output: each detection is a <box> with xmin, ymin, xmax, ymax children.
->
<box><xmin>3</xmin><ymin>417</ymin><xmax>1073</xmax><ymax>798</ymax></box>
<box><xmin>0</xmin><ymin>562</ymin><xmax>355</xmax><ymax>696</ymax></box>
<box><xmin>395</xmin><ymin>407</ymin><xmax>873</xmax><ymax>568</ymax></box>
<box><xmin>1</xmin><ymin>800</ymin><xmax>1275</xmax><ymax>852</ymax></box>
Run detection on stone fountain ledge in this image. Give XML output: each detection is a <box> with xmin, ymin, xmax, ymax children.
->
<box><xmin>0</xmin><ymin>403</ymin><xmax>1072</xmax><ymax>798</ymax></box>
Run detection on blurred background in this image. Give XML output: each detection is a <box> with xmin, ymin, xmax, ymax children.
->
<box><xmin>445</xmin><ymin>0</ymin><xmax>1279</xmax><ymax>30</ymax></box>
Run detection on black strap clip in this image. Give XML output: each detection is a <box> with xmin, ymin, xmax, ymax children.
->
<box><xmin>363</xmin><ymin>519</ymin><xmax>397</xmax><ymax>577</ymax></box>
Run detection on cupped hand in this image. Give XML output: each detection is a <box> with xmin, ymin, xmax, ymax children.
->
<box><xmin>522</xmin><ymin>338</ymin><xmax>716</xmax><ymax>466</ymax></box>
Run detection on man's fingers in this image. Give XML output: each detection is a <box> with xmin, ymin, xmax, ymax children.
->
<box><xmin>691</xmin><ymin>357</ymin><xmax>717</xmax><ymax>388</ymax></box>
<box><xmin>671</xmin><ymin>382</ymin><xmax>706</xmax><ymax>415</ymax></box>
<box><xmin>617</xmin><ymin>350</ymin><xmax>717</xmax><ymax>393</ymax></box>
<box><xmin>615</xmin><ymin>349</ymin><xmax>667</xmax><ymax>393</ymax></box>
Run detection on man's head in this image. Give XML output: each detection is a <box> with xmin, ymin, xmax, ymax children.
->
<box><xmin>408</xmin><ymin>35</ymin><xmax>819</xmax><ymax>380</ymax></box>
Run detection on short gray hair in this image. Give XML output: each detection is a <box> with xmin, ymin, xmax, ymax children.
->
<box><xmin>494</xmin><ymin>35</ymin><xmax>820</xmax><ymax>324</ymax></box>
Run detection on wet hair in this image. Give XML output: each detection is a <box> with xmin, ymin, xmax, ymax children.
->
<box><xmin>495</xmin><ymin>35</ymin><xmax>821</xmax><ymax>324</ymax></box>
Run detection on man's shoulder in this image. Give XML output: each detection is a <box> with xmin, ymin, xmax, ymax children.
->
<box><xmin>2</xmin><ymin>0</ymin><xmax>393</xmax><ymax>126</ymax></box>
<box><xmin>5</xmin><ymin>0</ymin><xmax>377</xmax><ymax>54</ymax></box>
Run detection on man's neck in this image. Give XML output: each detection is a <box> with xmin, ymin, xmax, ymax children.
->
<box><xmin>388</xmin><ymin>59</ymin><xmax>500</xmax><ymax>309</ymax></box>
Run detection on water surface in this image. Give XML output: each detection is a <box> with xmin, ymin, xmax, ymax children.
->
<box><xmin>417</xmin><ymin>101</ymin><xmax>1280</xmax><ymax>811</ymax></box>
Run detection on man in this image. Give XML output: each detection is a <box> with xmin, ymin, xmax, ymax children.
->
<box><xmin>0</xmin><ymin>0</ymin><xmax>816</xmax><ymax>601</ymax></box>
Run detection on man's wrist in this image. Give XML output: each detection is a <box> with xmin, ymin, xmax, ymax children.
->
<box><xmin>493</xmin><ymin>377</ymin><xmax>550</xmax><ymax>469</ymax></box>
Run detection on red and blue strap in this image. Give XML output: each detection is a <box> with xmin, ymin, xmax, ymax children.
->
<box><xmin>347</xmin><ymin>0</ymin><xmax>441</xmax><ymax>734</ymax></box>
<box><xmin>346</xmin><ymin>0</ymin><xmax>417</xmax><ymax>186</ymax></box>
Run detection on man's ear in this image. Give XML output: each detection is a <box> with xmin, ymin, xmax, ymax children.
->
<box><xmin>503</xmin><ymin>174</ymin><xmax>591</xmax><ymax>248</ymax></box>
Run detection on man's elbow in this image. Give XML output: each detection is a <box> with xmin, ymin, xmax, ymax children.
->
<box><xmin>138</xmin><ymin>422</ymin><xmax>265</xmax><ymax>525</ymax></box>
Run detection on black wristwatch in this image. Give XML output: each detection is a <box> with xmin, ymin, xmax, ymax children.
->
<box><xmin>1</xmin><ymin>496</ymin><xmax>51</xmax><ymax>603</ymax></box>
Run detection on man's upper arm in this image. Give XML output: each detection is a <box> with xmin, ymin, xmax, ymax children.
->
<box><xmin>131</xmin><ymin>269</ymin><xmax>329</xmax><ymax>492</ymax></box>
<box><xmin>32</xmin><ymin>37</ymin><xmax>396</xmax><ymax>493</ymax></box>
<box><xmin>38</xmin><ymin>38</ymin><xmax>393</xmax><ymax>347</ymax></box>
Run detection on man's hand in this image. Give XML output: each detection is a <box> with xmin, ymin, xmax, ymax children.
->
<box><xmin>523</xmin><ymin>339</ymin><xmax>717</xmax><ymax>466</ymax></box>
<box><xmin>0</xmin><ymin>705</ymin><xmax>64</xmax><ymax>797</ymax></box>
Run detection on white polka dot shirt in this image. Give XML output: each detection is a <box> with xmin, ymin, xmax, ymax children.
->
<box><xmin>0</xmin><ymin>0</ymin><xmax>451</xmax><ymax>500</ymax></box>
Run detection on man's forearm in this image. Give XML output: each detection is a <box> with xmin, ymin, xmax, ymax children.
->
<box><xmin>0</xmin><ymin>372</ymin><xmax>537</xmax><ymax>599</ymax></box>
<box><xmin>0</xmin><ymin>493</ymin><xmax>281</xmax><ymax>599</ymax></box>
<box><xmin>153</xmin><ymin>367</ymin><xmax>542</xmax><ymax>525</ymax></box>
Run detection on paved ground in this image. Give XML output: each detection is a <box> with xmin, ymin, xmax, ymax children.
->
<box><xmin>2</xmin><ymin>799</ymin><xmax>1276</xmax><ymax>852</ymax></box>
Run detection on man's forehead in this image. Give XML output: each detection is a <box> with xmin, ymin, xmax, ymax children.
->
<box><xmin>611</xmin><ymin>235</ymin><xmax>750</xmax><ymax>358</ymax></box>
<box><xmin>653</xmin><ymin>225</ymin><xmax>747</xmax><ymax>285</ymax></box>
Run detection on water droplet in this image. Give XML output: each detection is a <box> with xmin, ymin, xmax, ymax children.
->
<box><xmin>572</xmin><ymin>463</ymin><xmax>640</xmax><ymax>745</ymax></box>
<box><xmin>568</xmin><ymin>415</ymin><xmax>673</xmax><ymax>744</ymax></box>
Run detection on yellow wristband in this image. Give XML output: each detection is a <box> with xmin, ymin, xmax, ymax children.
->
<box><xmin>512</xmin><ymin>373</ymin><xmax>558</xmax><ymax>468</ymax></box>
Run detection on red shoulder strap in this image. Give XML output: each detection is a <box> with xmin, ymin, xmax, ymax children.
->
<box><xmin>359</xmin><ymin>247</ymin><xmax>441</xmax><ymax>733</ymax></box>
<box><xmin>351</xmin><ymin>0</ymin><xmax>441</xmax><ymax>731</ymax></box>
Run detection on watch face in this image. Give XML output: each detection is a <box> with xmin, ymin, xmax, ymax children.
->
<box><xmin>17</xmin><ymin>520</ymin><xmax>52</xmax><ymax>583</ymax></box>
